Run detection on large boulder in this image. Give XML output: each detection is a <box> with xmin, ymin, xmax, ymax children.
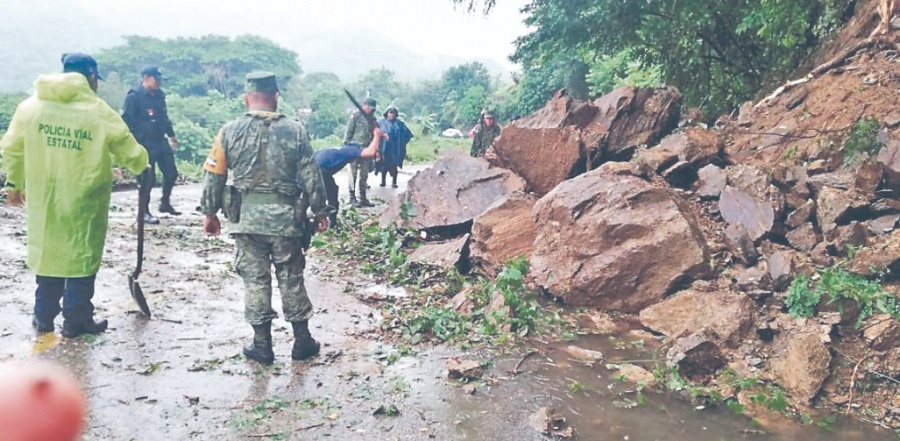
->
<box><xmin>380</xmin><ymin>150</ymin><xmax>525</xmax><ymax>231</ymax></box>
<box><xmin>470</xmin><ymin>192</ymin><xmax>538</xmax><ymax>275</ymax></box>
<box><xmin>815</xmin><ymin>186</ymin><xmax>867</xmax><ymax>234</ymax></box>
<box><xmin>489</xmin><ymin>87</ymin><xmax>682</xmax><ymax>196</ymax></box>
<box><xmin>530</xmin><ymin>163</ymin><xmax>709</xmax><ymax>311</ymax></box>
<box><xmin>718</xmin><ymin>186</ymin><xmax>774</xmax><ymax>241</ymax></box>
<box><xmin>639</xmin><ymin>289</ymin><xmax>753</xmax><ymax>348</ymax></box>
<box><xmin>771</xmin><ymin>332</ymin><xmax>832</xmax><ymax>403</ymax></box>
<box><xmin>409</xmin><ymin>235</ymin><xmax>470</xmax><ymax>271</ymax></box>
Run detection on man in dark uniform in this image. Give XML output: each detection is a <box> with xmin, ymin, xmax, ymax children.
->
<box><xmin>315</xmin><ymin>130</ymin><xmax>382</xmax><ymax>229</ymax></box>
<box><xmin>122</xmin><ymin>65</ymin><xmax>180</xmax><ymax>224</ymax></box>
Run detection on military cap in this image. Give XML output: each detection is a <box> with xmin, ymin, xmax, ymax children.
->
<box><xmin>61</xmin><ymin>53</ymin><xmax>104</xmax><ymax>80</ymax></box>
<box><xmin>140</xmin><ymin>65</ymin><xmax>166</xmax><ymax>80</ymax></box>
<box><xmin>245</xmin><ymin>71</ymin><xmax>279</xmax><ymax>93</ymax></box>
<box><xmin>364</xmin><ymin>97</ymin><xmax>377</xmax><ymax>107</ymax></box>
<box><xmin>483</xmin><ymin>110</ymin><xmax>496</xmax><ymax>118</ymax></box>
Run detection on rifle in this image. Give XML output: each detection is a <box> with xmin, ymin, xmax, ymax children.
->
<box><xmin>344</xmin><ymin>89</ymin><xmax>378</xmax><ymax>130</ymax></box>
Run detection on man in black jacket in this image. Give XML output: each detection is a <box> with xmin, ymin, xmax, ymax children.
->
<box><xmin>122</xmin><ymin>65</ymin><xmax>180</xmax><ymax>224</ymax></box>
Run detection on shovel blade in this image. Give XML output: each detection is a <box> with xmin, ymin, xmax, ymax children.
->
<box><xmin>128</xmin><ymin>276</ymin><xmax>152</xmax><ymax>318</ymax></box>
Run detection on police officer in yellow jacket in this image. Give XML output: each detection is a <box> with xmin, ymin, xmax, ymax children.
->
<box><xmin>1</xmin><ymin>53</ymin><xmax>150</xmax><ymax>337</ymax></box>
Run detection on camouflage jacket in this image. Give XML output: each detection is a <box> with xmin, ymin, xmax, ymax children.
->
<box><xmin>343</xmin><ymin>111</ymin><xmax>374</xmax><ymax>146</ymax></box>
<box><xmin>200</xmin><ymin>110</ymin><xmax>330</xmax><ymax>237</ymax></box>
<box><xmin>470</xmin><ymin>123</ymin><xmax>501</xmax><ymax>157</ymax></box>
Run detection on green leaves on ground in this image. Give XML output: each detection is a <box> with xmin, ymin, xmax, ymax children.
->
<box><xmin>786</xmin><ymin>265</ymin><xmax>896</xmax><ymax>326</ymax></box>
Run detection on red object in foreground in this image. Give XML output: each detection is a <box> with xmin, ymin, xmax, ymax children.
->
<box><xmin>0</xmin><ymin>361</ymin><xmax>86</xmax><ymax>441</ymax></box>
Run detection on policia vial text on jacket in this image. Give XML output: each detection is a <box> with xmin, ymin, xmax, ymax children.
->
<box><xmin>38</xmin><ymin>124</ymin><xmax>94</xmax><ymax>151</ymax></box>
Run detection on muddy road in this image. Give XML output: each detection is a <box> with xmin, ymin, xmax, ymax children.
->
<box><xmin>0</xmin><ymin>166</ymin><xmax>896</xmax><ymax>440</ymax></box>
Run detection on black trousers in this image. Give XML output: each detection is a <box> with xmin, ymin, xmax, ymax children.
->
<box><xmin>322</xmin><ymin>172</ymin><xmax>339</xmax><ymax>227</ymax></box>
<box><xmin>140</xmin><ymin>144</ymin><xmax>178</xmax><ymax>205</ymax></box>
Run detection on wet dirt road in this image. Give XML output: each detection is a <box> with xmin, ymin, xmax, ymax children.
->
<box><xmin>1</xmin><ymin>165</ymin><xmax>897</xmax><ymax>440</ymax></box>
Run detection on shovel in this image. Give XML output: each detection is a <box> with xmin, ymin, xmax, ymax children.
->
<box><xmin>128</xmin><ymin>170</ymin><xmax>152</xmax><ymax>317</ymax></box>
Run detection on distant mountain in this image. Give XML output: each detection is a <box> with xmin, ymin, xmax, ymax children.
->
<box><xmin>0</xmin><ymin>5</ymin><xmax>510</xmax><ymax>93</ymax></box>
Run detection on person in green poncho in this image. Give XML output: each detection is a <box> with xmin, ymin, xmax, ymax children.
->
<box><xmin>0</xmin><ymin>53</ymin><xmax>149</xmax><ymax>338</ymax></box>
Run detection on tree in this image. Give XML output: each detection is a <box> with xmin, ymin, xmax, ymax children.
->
<box><xmin>95</xmin><ymin>35</ymin><xmax>302</xmax><ymax>99</ymax></box>
<box><xmin>481</xmin><ymin>0</ymin><xmax>855</xmax><ymax>119</ymax></box>
<box><xmin>350</xmin><ymin>68</ymin><xmax>408</xmax><ymax>109</ymax></box>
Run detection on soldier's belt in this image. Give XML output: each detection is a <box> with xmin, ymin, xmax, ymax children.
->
<box><xmin>242</xmin><ymin>192</ymin><xmax>295</xmax><ymax>205</ymax></box>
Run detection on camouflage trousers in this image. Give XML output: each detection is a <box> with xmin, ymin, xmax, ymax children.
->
<box><xmin>233</xmin><ymin>234</ymin><xmax>312</xmax><ymax>325</ymax></box>
<box><xmin>348</xmin><ymin>158</ymin><xmax>371</xmax><ymax>195</ymax></box>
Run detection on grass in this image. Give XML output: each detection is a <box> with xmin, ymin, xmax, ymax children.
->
<box><xmin>841</xmin><ymin>116</ymin><xmax>882</xmax><ymax>164</ymax></box>
<box><xmin>785</xmin><ymin>264</ymin><xmax>896</xmax><ymax>326</ymax></box>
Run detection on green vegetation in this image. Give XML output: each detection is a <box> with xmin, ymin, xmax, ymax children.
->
<box><xmin>455</xmin><ymin>0</ymin><xmax>855</xmax><ymax>120</ymax></box>
<box><xmin>312</xmin><ymin>205</ymin><xmax>563</xmax><ymax>346</ymax></box>
<box><xmin>841</xmin><ymin>116</ymin><xmax>882</xmax><ymax>164</ymax></box>
<box><xmin>786</xmin><ymin>265</ymin><xmax>896</xmax><ymax>326</ymax></box>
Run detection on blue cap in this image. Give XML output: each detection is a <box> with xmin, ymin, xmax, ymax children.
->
<box><xmin>140</xmin><ymin>65</ymin><xmax>166</xmax><ymax>80</ymax></box>
<box><xmin>61</xmin><ymin>53</ymin><xmax>103</xmax><ymax>80</ymax></box>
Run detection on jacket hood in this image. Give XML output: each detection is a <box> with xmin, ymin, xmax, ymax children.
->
<box><xmin>34</xmin><ymin>73</ymin><xmax>94</xmax><ymax>102</ymax></box>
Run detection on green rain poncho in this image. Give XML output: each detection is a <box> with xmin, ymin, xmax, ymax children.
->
<box><xmin>0</xmin><ymin>73</ymin><xmax>149</xmax><ymax>277</ymax></box>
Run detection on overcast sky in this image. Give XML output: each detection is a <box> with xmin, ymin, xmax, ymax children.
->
<box><xmin>71</xmin><ymin>0</ymin><xmax>531</xmax><ymax>71</ymax></box>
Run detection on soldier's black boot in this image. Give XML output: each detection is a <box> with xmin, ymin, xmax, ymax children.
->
<box><xmin>243</xmin><ymin>323</ymin><xmax>275</xmax><ymax>365</ymax></box>
<box><xmin>61</xmin><ymin>318</ymin><xmax>108</xmax><ymax>338</ymax></box>
<box><xmin>380</xmin><ymin>174</ymin><xmax>387</xmax><ymax>187</ymax></box>
<box><xmin>349</xmin><ymin>190</ymin><xmax>359</xmax><ymax>208</ymax></box>
<box><xmin>358</xmin><ymin>190</ymin><xmax>375</xmax><ymax>208</ymax></box>
<box><xmin>32</xmin><ymin>316</ymin><xmax>54</xmax><ymax>333</ymax></box>
<box><xmin>158</xmin><ymin>195</ymin><xmax>182</xmax><ymax>215</ymax></box>
<box><xmin>291</xmin><ymin>320</ymin><xmax>320</xmax><ymax>361</ymax></box>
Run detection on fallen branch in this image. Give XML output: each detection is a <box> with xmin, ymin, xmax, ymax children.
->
<box><xmin>297</xmin><ymin>423</ymin><xmax>325</xmax><ymax>430</ymax></box>
<box><xmin>754</xmin><ymin>38</ymin><xmax>876</xmax><ymax>108</ymax></box>
<box><xmin>846</xmin><ymin>353</ymin><xmax>870</xmax><ymax>415</ymax></box>
<box><xmin>513</xmin><ymin>350</ymin><xmax>539</xmax><ymax>375</ymax></box>
<box><xmin>159</xmin><ymin>318</ymin><xmax>183</xmax><ymax>324</ymax></box>
<box><xmin>834</xmin><ymin>348</ymin><xmax>900</xmax><ymax>387</ymax></box>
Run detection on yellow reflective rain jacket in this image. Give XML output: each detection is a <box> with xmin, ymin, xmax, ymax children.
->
<box><xmin>0</xmin><ymin>73</ymin><xmax>149</xmax><ymax>277</ymax></box>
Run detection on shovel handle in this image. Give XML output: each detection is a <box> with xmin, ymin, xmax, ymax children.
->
<box><xmin>132</xmin><ymin>169</ymin><xmax>150</xmax><ymax>279</ymax></box>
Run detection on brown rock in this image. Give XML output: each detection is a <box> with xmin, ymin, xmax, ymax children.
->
<box><xmin>878</xmin><ymin>139</ymin><xmax>900</xmax><ymax>191</ymax></box>
<box><xmin>767</xmin><ymin>250</ymin><xmax>798</xmax><ymax>291</ymax></box>
<box><xmin>470</xmin><ymin>192</ymin><xmax>538</xmax><ymax>275</ymax></box>
<box><xmin>727</xmin><ymin>164</ymin><xmax>785</xmax><ymax>217</ymax></box>
<box><xmin>615</xmin><ymin>364</ymin><xmax>657</xmax><ymax>386</ymax></box>
<box><xmin>578</xmin><ymin>311</ymin><xmax>618</xmax><ymax>335</ymax></box>
<box><xmin>786</xmin><ymin>223</ymin><xmax>820</xmax><ymax>253</ymax></box>
<box><xmin>561</xmin><ymin>345</ymin><xmax>604</xmax><ymax>363</ymax></box>
<box><xmin>635</xmin><ymin>146</ymin><xmax>679</xmax><ymax>173</ymax></box>
<box><xmin>490</xmin><ymin>86</ymin><xmax>682</xmax><ymax>196</ymax></box>
<box><xmin>815</xmin><ymin>186</ymin><xmax>867</xmax><ymax>233</ymax></box>
<box><xmin>718</xmin><ymin>186</ymin><xmax>775</xmax><ymax>241</ymax></box>
<box><xmin>666</xmin><ymin>332</ymin><xmax>726</xmax><ymax>378</ymax></box>
<box><xmin>868</xmin><ymin>214</ymin><xmax>899</xmax><ymax>234</ymax></box>
<box><xmin>661</xmin><ymin>160</ymin><xmax>697</xmax><ymax>189</ymax></box>
<box><xmin>697</xmin><ymin>164</ymin><xmax>727</xmax><ymax>199</ymax></box>
<box><xmin>785</xmin><ymin>200</ymin><xmax>814</xmax><ymax>229</ymax></box>
<box><xmin>771</xmin><ymin>332</ymin><xmax>831</xmax><ymax>403</ymax></box>
<box><xmin>531</xmin><ymin>164</ymin><xmax>709</xmax><ymax>311</ymax></box>
<box><xmin>723</xmin><ymin>223</ymin><xmax>760</xmax><ymax>265</ymax></box>
<box><xmin>639</xmin><ymin>289</ymin><xmax>753</xmax><ymax>347</ymax></box>
<box><xmin>450</xmin><ymin>288</ymin><xmax>475</xmax><ymax>315</ymax></box>
<box><xmin>855</xmin><ymin>158</ymin><xmax>884</xmax><ymax>195</ymax></box>
<box><xmin>826</xmin><ymin>221</ymin><xmax>869</xmax><ymax>256</ymax></box>
<box><xmin>529</xmin><ymin>407</ymin><xmax>575</xmax><ymax>438</ymax></box>
<box><xmin>654</xmin><ymin>127</ymin><xmax>723</xmax><ymax>167</ymax></box>
<box><xmin>736</xmin><ymin>101</ymin><xmax>755</xmax><ymax>127</ymax></box>
<box><xmin>380</xmin><ymin>150</ymin><xmax>526</xmax><ymax>230</ymax></box>
<box><xmin>849</xmin><ymin>231</ymin><xmax>900</xmax><ymax>277</ymax></box>
<box><xmin>409</xmin><ymin>235</ymin><xmax>470</xmax><ymax>270</ymax></box>
<box><xmin>731</xmin><ymin>265</ymin><xmax>773</xmax><ymax>292</ymax></box>
<box><xmin>862</xmin><ymin>314</ymin><xmax>900</xmax><ymax>351</ymax></box>
<box><xmin>871</xmin><ymin>198</ymin><xmax>900</xmax><ymax>215</ymax></box>
<box><xmin>785</xmin><ymin>183</ymin><xmax>811</xmax><ymax>210</ymax></box>
<box><xmin>809</xmin><ymin>242</ymin><xmax>834</xmax><ymax>267</ymax></box>
<box><xmin>446</xmin><ymin>358</ymin><xmax>483</xmax><ymax>380</ymax></box>
<box><xmin>589</xmin><ymin>86</ymin><xmax>683</xmax><ymax>158</ymax></box>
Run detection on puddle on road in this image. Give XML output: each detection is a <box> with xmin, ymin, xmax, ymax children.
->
<box><xmin>448</xmin><ymin>334</ymin><xmax>895</xmax><ymax>441</ymax></box>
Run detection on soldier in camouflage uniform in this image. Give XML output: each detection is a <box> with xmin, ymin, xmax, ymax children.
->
<box><xmin>344</xmin><ymin>97</ymin><xmax>377</xmax><ymax>207</ymax></box>
<box><xmin>469</xmin><ymin>110</ymin><xmax>502</xmax><ymax>158</ymax></box>
<box><xmin>200</xmin><ymin>72</ymin><xmax>331</xmax><ymax>365</ymax></box>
